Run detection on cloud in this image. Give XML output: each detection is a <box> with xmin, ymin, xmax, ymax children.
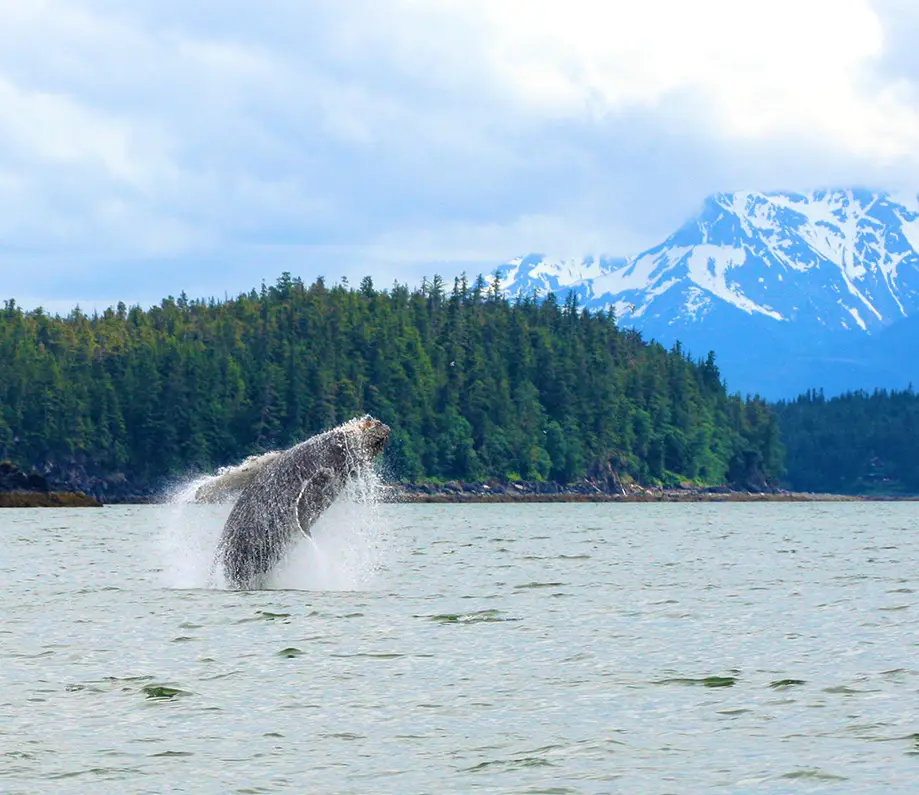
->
<box><xmin>0</xmin><ymin>0</ymin><xmax>918</xmax><ymax>309</ymax></box>
<box><xmin>387</xmin><ymin>0</ymin><xmax>918</xmax><ymax>160</ymax></box>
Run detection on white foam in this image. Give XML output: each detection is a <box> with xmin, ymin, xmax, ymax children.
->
<box><xmin>269</xmin><ymin>466</ymin><xmax>393</xmax><ymax>591</ymax></box>
<box><xmin>159</xmin><ymin>477</ymin><xmax>230</xmax><ymax>589</ymax></box>
<box><xmin>158</xmin><ymin>458</ymin><xmax>394</xmax><ymax>592</ymax></box>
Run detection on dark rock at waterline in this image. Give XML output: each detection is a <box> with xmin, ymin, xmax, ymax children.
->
<box><xmin>0</xmin><ymin>461</ymin><xmax>102</xmax><ymax>507</ymax></box>
<box><xmin>395</xmin><ymin>475</ymin><xmax>796</xmax><ymax>503</ymax></box>
<box><xmin>0</xmin><ymin>461</ymin><xmax>50</xmax><ymax>493</ymax></box>
<box><xmin>11</xmin><ymin>459</ymin><xmax>162</xmax><ymax>503</ymax></box>
<box><xmin>41</xmin><ymin>461</ymin><xmax>142</xmax><ymax>502</ymax></box>
<box><xmin>0</xmin><ymin>491</ymin><xmax>102</xmax><ymax>507</ymax></box>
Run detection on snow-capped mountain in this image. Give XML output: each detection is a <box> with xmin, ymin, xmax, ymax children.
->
<box><xmin>496</xmin><ymin>189</ymin><xmax>919</xmax><ymax>397</ymax></box>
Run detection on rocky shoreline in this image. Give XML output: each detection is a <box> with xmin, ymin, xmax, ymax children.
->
<box><xmin>0</xmin><ymin>462</ymin><xmax>102</xmax><ymax>508</ymax></box>
<box><xmin>1</xmin><ymin>459</ymin><xmax>901</xmax><ymax>506</ymax></box>
<box><xmin>0</xmin><ymin>491</ymin><xmax>102</xmax><ymax>508</ymax></box>
<box><xmin>391</xmin><ymin>480</ymin><xmax>864</xmax><ymax>503</ymax></box>
<box><xmin>393</xmin><ymin>490</ymin><xmax>863</xmax><ymax>503</ymax></box>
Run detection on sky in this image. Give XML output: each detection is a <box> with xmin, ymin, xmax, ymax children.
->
<box><xmin>2</xmin><ymin>0</ymin><xmax>919</xmax><ymax>312</ymax></box>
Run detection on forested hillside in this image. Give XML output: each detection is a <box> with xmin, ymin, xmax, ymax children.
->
<box><xmin>775</xmin><ymin>388</ymin><xmax>919</xmax><ymax>494</ymax></box>
<box><xmin>0</xmin><ymin>273</ymin><xmax>782</xmax><ymax>498</ymax></box>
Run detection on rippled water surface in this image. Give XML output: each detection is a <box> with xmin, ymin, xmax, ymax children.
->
<box><xmin>2</xmin><ymin>501</ymin><xmax>918</xmax><ymax>793</ymax></box>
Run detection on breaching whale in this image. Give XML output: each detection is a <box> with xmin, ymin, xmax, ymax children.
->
<box><xmin>212</xmin><ymin>416</ymin><xmax>390</xmax><ymax>589</ymax></box>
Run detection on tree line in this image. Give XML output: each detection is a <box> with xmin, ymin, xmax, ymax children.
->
<box><xmin>0</xmin><ymin>273</ymin><xmax>782</xmax><ymax>497</ymax></box>
<box><xmin>774</xmin><ymin>388</ymin><xmax>919</xmax><ymax>494</ymax></box>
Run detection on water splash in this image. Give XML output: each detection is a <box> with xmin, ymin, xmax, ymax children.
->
<box><xmin>159</xmin><ymin>453</ymin><xmax>393</xmax><ymax>592</ymax></box>
<box><xmin>158</xmin><ymin>478</ymin><xmax>229</xmax><ymax>590</ymax></box>
<box><xmin>269</xmin><ymin>463</ymin><xmax>392</xmax><ymax>591</ymax></box>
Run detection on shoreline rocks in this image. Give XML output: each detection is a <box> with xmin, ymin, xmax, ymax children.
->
<box><xmin>0</xmin><ymin>461</ymin><xmax>101</xmax><ymax>508</ymax></box>
<box><xmin>390</xmin><ymin>485</ymin><xmax>863</xmax><ymax>503</ymax></box>
<box><xmin>0</xmin><ymin>491</ymin><xmax>102</xmax><ymax>508</ymax></box>
<box><xmin>392</xmin><ymin>478</ymin><xmax>813</xmax><ymax>502</ymax></box>
<box><xmin>1</xmin><ymin>458</ymin><xmax>894</xmax><ymax>505</ymax></box>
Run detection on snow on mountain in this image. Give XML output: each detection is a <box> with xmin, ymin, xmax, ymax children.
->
<box><xmin>497</xmin><ymin>189</ymin><xmax>919</xmax><ymax>336</ymax></box>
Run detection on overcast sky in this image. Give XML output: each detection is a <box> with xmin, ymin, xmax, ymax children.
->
<box><xmin>3</xmin><ymin>0</ymin><xmax>919</xmax><ymax>312</ymax></box>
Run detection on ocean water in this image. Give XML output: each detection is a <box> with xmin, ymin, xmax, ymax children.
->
<box><xmin>1</xmin><ymin>500</ymin><xmax>917</xmax><ymax>793</ymax></box>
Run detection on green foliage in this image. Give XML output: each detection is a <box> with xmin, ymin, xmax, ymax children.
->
<box><xmin>0</xmin><ymin>277</ymin><xmax>782</xmax><ymax>490</ymax></box>
<box><xmin>775</xmin><ymin>387</ymin><xmax>919</xmax><ymax>494</ymax></box>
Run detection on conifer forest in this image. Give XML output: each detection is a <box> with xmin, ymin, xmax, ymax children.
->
<box><xmin>0</xmin><ymin>274</ymin><xmax>785</xmax><ymax>497</ymax></box>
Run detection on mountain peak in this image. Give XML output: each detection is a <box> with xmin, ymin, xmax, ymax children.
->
<box><xmin>499</xmin><ymin>188</ymin><xmax>919</xmax><ymax>336</ymax></box>
<box><xmin>493</xmin><ymin>188</ymin><xmax>919</xmax><ymax>396</ymax></box>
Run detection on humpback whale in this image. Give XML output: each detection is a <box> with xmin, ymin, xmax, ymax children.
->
<box><xmin>213</xmin><ymin>416</ymin><xmax>390</xmax><ymax>589</ymax></box>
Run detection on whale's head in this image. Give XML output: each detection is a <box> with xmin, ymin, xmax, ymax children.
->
<box><xmin>358</xmin><ymin>415</ymin><xmax>391</xmax><ymax>459</ymax></box>
<box><xmin>336</xmin><ymin>415</ymin><xmax>391</xmax><ymax>466</ymax></box>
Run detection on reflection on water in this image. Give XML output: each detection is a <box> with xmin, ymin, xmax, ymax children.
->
<box><xmin>2</xmin><ymin>502</ymin><xmax>918</xmax><ymax>793</ymax></box>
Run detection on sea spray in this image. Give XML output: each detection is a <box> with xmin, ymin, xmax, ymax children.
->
<box><xmin>159</xmin><ymin>475</ymin><xmax>232</xmax><ymax>589</ymax></box>
<box><xmin>270</xmin><ymin>461</ymin><xmax>393</xmax><ymax>590</ymax></box>
<box><xmin>159</xmin><ymin>455</ymin><xmax>394</xmax><ymax>591</ymax></box>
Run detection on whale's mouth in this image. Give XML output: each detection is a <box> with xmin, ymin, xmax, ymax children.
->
<box><xmin>357</xmin><ymin>416</ymin><xmax>390</xmax><ymax>461</ymax></box>
<box><xmin>358</xmin><ymin>416</ymin><xmax>390</xmax><ymax>458</ymax></box>
<box><xmin>338</xmin><ymin>414</ymin><xmax>390</xmax><ymax>464</ymax></box>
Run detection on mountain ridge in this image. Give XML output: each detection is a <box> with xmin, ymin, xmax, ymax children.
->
<box><xmin>496</xmin><ymin>188</ymin><xmax>919</xmax><ymax>398</ymax></box>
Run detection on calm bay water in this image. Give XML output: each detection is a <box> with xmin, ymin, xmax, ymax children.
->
<box><xmin>1</xmin><ymin>501</ymin><xmax>918</xmax><ymax>793</ymax></box>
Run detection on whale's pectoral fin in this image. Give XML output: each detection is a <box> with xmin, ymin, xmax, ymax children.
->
<box><xmin>296</xmin><ymin>466</ymin><xmax>336</xmax><ymax>536</ymax></box>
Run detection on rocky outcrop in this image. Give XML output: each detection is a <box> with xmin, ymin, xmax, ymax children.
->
<box><xmin>0</xmin><ymin>491</ymin><xmax>101</xmax><ymax>507</ymax></box>
<box><xmin>13</xmin><ymin>460</ymin><xmax>161</xmax><ymax>503</ymax></box>
<box><xmin>0</xmin><ymin>461</ymin><xmax>101</xmax><ymax>507</ymax></box>
<box><xmin>0</xmin><ymin>461</ymin><xmax>50</xmax><ymax>493</ymax></box>
<box><xmin>395</xmin><ymin>477</ymin><xmax>785</xmax><ymax>502</ymax></box>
